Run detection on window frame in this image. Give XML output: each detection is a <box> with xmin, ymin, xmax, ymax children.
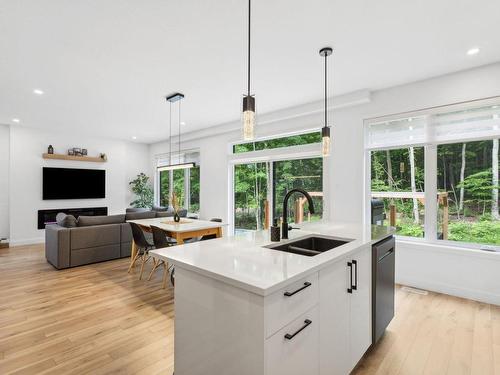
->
<box><xmin>155</xmin><ymin>156</ymin><xmax>200</xmax><ymax>214</ymax></box>
<box><xmin>228</xmin><ymin>130</ymin><xmax>328</xmax><ymax>234</ymax></box>
<box><xmin>364</xmin><ymin>97</ymin><xmax>500</xmax><ymax>251</ymax></box>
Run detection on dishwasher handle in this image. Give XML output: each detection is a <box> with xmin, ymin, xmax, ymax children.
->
<box><xmin>378</xmin><ymin>248</ymin><xmax>394</xmax><ymax>262</ymax></box>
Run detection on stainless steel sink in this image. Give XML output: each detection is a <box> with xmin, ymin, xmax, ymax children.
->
<box><xmin>265</xmin><ymin>235</ymin><xmax>353</xmax><ymax>257</ymax></box>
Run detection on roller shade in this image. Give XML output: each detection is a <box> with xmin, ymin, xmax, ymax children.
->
<box><xmin>366</xmin><ymin>102</ymin><xmax>500</xmax><ymax>150</ymax></box>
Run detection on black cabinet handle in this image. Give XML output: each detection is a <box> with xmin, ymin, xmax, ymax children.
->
<box><xmin>347</xmin><ymin>262</ymin><xmax>353</xmax><ymax>293</ymax></box>
<box><xmin>352</xmin><ymin>260</ymin><xmax>358</xmax><ymax>291</ymax></box>
<box><xmin>284</xmin><ymin>319</ymin><xmax>312</xmax><ymax>340</ymax></box>
<box><xmin>284</xmin><ymin>282</ymin><xmax>312</xmax><ymax>297</ymax></box>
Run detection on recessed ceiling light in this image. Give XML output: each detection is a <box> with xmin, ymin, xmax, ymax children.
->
<box><xmin>132</xmin><ymin>136</ymin><xmax>137</xmax><ymax>140</ymax></box>
<box><xmin>180</xmin><ymin>122</ymin><xmax>186</xmax><ymax>125</ymax></box>
<box><xmin>33</xmin><ymin>89</ymin><xmax>44</xmax><ymax>95</ymax></box>
<box><xmin>466</xmin><ymin>47</ymin><xmax>480</xmax><ymax>56</ymax></box>
<box><xmin>12</xmin><ymin>118</ymin><xmax>20</xmax><ymax>123</ymax></box>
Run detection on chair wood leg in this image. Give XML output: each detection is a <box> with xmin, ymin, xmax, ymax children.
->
<box><xmin>139</xmin><ymin>255</ymin><xmax>151</xmax><ymax>280</ymax></box>
<box><xmin>162</xmin><ymin>262</ymin><xmax>169</xmax><ymax>289</ymax></box>
<box><xmin>128</xmin><ymin>249</ymin><xmax>141</xmax><ymax>273</ymax></box>
<box><xmin>148</xmin><ymin>258</ymin><xmax>161</xmax><ymax>281</ymax></box>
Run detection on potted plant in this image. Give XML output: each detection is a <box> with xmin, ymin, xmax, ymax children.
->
<box><xmin>171</xmin><ymin>192</ymin><xmax>181</xmax><ymax>222</ymax></box>
<box><xmin>129</xmin><ymin>173</ymin><xmax>154</xmax><ymax>209</ymax></box>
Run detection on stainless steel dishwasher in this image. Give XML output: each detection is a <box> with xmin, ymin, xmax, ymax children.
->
<box><xmin>372</xmin><ymin>235</ymin><xmax>395</xmax><ymax>345</ymax></box>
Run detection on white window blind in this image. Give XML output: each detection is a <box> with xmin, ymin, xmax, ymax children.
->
<box><xmin>366</xmin><ymin>101</ymin><xmax>500</xmax><ymax>150</ymax></box>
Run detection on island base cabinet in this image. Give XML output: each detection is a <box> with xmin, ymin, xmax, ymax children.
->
<box><xmin>265</xmin><ymin>306</ymin><xmax>319</xmax><ymax>375</ymax></box>
<box><xmin>319</xmin><ymin>245</ymin><xmax>372</xmax><ymax>375</ymax></box>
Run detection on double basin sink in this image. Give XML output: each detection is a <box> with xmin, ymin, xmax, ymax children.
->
<box><xmin>265</xmin><ymin>234</ymin><xmax>353</xmax><ymax>257</ymax></box>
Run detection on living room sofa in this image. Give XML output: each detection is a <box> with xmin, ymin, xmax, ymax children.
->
<box><xmin>45</xmin><ymin>208</ymin><xmax>187</xmax><ymax>269</ymax></box>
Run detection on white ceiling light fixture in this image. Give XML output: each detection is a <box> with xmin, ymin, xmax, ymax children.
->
<box><xmin>466</xmin><ymin>47</ymin><xmax>480</xmax><ymax>56</ymax></box>
<box><xmin>132</xmin><ymin>136</ymin><xmax>137</xmax><ymax>140</ymax></box>
<box><xmin>157</xmin><ymin>92</ymin><xmax>195</xmax><ymax>172</ymax></box>
<box><xmin>33</xmin><ymin>88</ymin><xmax>44</xmax><ymax>95</ymax></box>
<box><xmin>12</xmin><ymin>118</ymin><xmax>20</xmax><ymax>123</ymax></box>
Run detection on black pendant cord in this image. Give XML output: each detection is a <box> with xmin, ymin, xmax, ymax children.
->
<box><xmin>178</xmin><ymin>100</ymin><xmax>181</xmax><ymax>159</ymax></box>
<box><xmin>247</xmin><ymin>0</ymin><xmax>251</xmax><ymax>97</ymax></box>
<box><xmin>169</xmin><ymin>102</ymin><xmax>172</xmax><ymax>165</ymax></box>
<box><xmin>324</xmin><ymin>53</ymin><xmax>327</xmax><ymax>128</ymax></box>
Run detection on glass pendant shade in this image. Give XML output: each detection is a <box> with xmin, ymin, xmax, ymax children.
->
<box><xmin>322</xmin><ymin>126</ymin><xmax>331</xmax><ymax>157</ymax></box>
<box><xmin>242</xmin><ymin>95</ymin><xmax>256</xmax><ymax>140</ymax></box>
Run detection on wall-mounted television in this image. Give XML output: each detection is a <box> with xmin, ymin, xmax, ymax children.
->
<box><xmin>43</xmin><ymin>167</ymin><xmax>106</xmax><ymax>200</ymax></box>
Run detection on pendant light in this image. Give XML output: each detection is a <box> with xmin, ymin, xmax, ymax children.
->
<box><xmin>319</xmin><ymin>47</ymin><xmax>333</xmax><ymax>157</ymax></box>
<box><xmin>242</xmin><ymin>0</ymin><xmax>256</xmax><ymax>140</ymax></box>
<box><xmin>157</xmin><ymin>92</ymin><xmax>195</xmax><ymax>172</ymax></box>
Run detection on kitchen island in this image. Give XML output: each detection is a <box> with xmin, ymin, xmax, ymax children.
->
<box><xmin>151</xmin><ymin>221</ymin><xmax>395</xmax><ymax>375</ymax></box>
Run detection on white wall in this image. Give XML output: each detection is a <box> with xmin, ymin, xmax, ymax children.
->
<box><xmin>9</xmin><ymin>126</ymin><xmax>150</xmax><ymax>245</ymax></box>
<box><xmin>149</xmin><ymin>62</ymin><xmax>500</xmax><ymax>304</ymax></box>
<box><xmin>0</xmin><ymin>125</ymin><xmax>9</xmax><ymax>240</ymax></box>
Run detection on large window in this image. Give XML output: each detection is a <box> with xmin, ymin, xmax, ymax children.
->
<box><xmin>233</xmin><ymin>131</ymin><xmax>321</xmax><ymax>154</ymax></box>
<box><xmin>366</xmin><ymin>99</ymin><xmax>500</xmax><ymax>250</ymax></box>
<box><xmin>159</xmin><ymin>170</ymin><xmax>170</xmax><ymax>207</ymax></box>
<box><xmin>371</xmin><ymin>147</ymin><xmax>425</xmax><ymax>237</ymax></box>
<box><xmin>233</xmin><ymin>157</ymin><xmax>323</xmax><ymax>233</ymax></box>
<box><xmin>438</xmin><ymin>140</ymin><xmax>499</xmax><ymax>245</ymax></box>
<box><xmin>234</xmin><ymin>162</ymin><xmax>269</xmax><ymax>230</ymax></box>
<box><xmin>156</xmin><ymin>153</ymin><xmax>200</xmax><ymax>213</ymax></box>
<box><xmin>189</xmin><ymin>166</ymin><xmax>200</xmax><ymax>213</ymax></box>
<box><xmin>273</xmin><ymin>158</ymin><xmax>323</xmax><ymax>224</ymax></box>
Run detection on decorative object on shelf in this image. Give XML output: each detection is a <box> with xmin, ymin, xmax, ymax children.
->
<box><xmin>73</xmin><ymin>147</ymin><xmax>82</xmax><ymax>156</ymax></box>
<box><xmin>82</xmin><ymin>149</ymin><xmax>88</xmax><ymax>156</ymax></box>
<box><xmin>47</xmin><ymin>145</ymin><xmax>54</xmax><ymax>154</ymax></box>
<box><xmin>157</xmin><ymin>93</ymin><xmax>195</xmax><ymax>172</ymax></box>
<box><xmin>319</xmin><ymin>46</ymin><xmax>333</xmax><ymax>157</ymax></box>
<box><xmin>68</xmin><ymin>149</ymin><xmax>75</xmax><ymax>156</ymax></box>
<box><xmin>100</xmin><ymin>153</ymin><xmax>107</xmax><ymax>161</ymax></box>
<box><xmin>241</xmin><ymin>0</ymin><xmax>256</xmax><ymax>141</ymax></box>
<box><xmin>129</xmin><ymin>173</ymin><xmax>154</xmax><ymax>209</ymax></box>
<box><xmin>171</xmin><ymin>192</ymin><xmax>181</xmax><ymax>222</ymax></box>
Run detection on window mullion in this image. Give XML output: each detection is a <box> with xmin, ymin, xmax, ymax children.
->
<box><xmin>424</xmin><ymin>144</ymin><xmax>437</xmax><ymax>241</ymax></box>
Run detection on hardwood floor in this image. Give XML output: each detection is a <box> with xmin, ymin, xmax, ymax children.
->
<box><xmin>0</xmin><ymin>244</ymin><xmax>498</xmax><ymax>375</ymax></box>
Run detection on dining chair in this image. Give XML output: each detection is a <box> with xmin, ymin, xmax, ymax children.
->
<box><xmin>150</xmin><ymin>225</ymin><xmax>174</xmax><ymax>288</ymax></box>
<box><xmin>129</xmin><ymin>222</ymin><xmax>155</xmax><ymax>280</ymax></box>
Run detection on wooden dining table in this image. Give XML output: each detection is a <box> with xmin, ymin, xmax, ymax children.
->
<box><xmin>127</xmin><ymin>217</ymin><xmax>226</xmax><ymax>270</ymax></box>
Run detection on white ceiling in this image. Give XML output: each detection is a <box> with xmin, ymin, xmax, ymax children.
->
<box><xmin>1</xmin><ymin>0</ymin><xmax>499</xmax><ymax>143</ymax></box>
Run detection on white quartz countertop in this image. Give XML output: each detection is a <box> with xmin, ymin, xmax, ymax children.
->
<box><xmin>150</xmin><ymin>221</ymin><xmax>395</xmax><ymax>296</ymax></box>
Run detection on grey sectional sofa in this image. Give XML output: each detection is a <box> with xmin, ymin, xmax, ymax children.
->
<box><xmin>45</xmin><ymin>208</ymin><xmax>186</xmax><ymax>270</ymax></box>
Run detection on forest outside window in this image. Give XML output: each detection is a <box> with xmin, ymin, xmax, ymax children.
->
<box><xmin>366</xmin><ymin>99</ymin><xmax>500</xmax><ymax>249</ymax></box>
<box><xmin>157</xmin><ymin>152</ymin><xmax>200</xmax><ymax>213</ymax></box>
<box><xmin>438</xmin><ymin>140</ymin><xmax>499</xmax><ymax>245</ymax></box>
<box><xmin>371</xmin><ymin>147</ymin><xmax>425</xmax><ymax>238</ymax></box>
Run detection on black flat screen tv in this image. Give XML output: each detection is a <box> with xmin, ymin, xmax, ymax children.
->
<box><xmin>43</xmin><ymin>167</ymin><xmax>106</xmax><ymax>200</ymax></box>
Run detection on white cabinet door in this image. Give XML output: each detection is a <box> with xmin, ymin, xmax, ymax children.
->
<box><xmin>349</xmin><ymin>246</ymin><xmax>372</xmax><ymax>370</ymax></box>
<box><xmin>266</xmin><ymin>306</ymin><xmax>319</xmax><ymax>375</ymax></box>
<box><xmin>319</xmin><ymin>259</ymin><xmax>351</xmax><ymax>375</ymax></box>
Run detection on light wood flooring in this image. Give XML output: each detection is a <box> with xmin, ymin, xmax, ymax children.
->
<box><xmin>0</xmin><ymin>244</ymin><xmax>498</xmax><ymax>375</ymax></box>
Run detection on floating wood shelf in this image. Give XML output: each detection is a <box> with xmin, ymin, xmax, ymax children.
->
<box><xmin>42</xmin><ymin>153</ymin><xmax>106</xmax><ymax>163</ymax></box>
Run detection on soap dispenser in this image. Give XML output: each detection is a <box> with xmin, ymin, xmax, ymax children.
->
<box><xmin>270</xmin><ymin>218</ymin><xmax>280</xmax><ymax>242</ymax></box>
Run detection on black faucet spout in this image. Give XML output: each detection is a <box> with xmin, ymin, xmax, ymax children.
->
<box><xmin>282</xmin><ymin>188</ymin><xmax>315</xmax><ymax>239</ymax></box>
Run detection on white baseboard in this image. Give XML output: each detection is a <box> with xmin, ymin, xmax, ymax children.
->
<box><xmin>396</xmin><ymin>240</ymin><xmax>500</xmax><ymax>305</ymax></box>
<box><xmin>396</xmin><ymin>277</ymin><xmax>500</xmax><ymax>305</ymax></box>
<box><xmin>10</xmin><ymin>237</ymin><xmax>44</xmax><ymax>247</ymax></box>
